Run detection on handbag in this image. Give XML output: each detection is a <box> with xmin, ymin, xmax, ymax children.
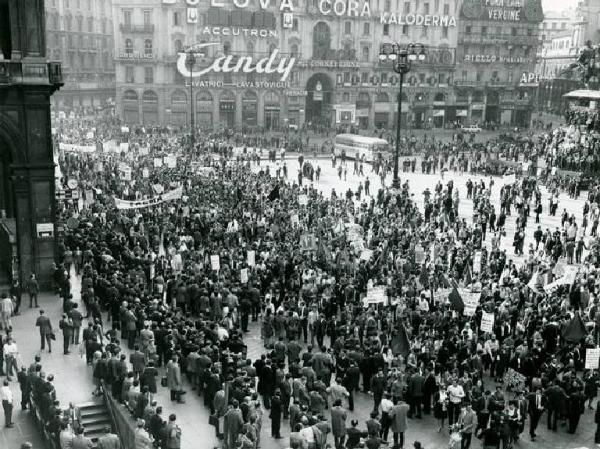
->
<box><xmin>161</xmin><ymin>376</ymin><xmax>168</xmax><ymax>388</ymax></box>
<box><xmin>208</xmin><ymin>414</ymin><xmax>218</xmax><ymax>427</ymax></box>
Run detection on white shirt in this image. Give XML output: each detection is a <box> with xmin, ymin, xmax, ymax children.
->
<box><xmin>0</xmin><ymin>386</ymin><xmax>13</xmax><ymax>403</ymax></box>
<box><xmin>380</xmin><ymin>398</ymin><xmax>394</xmax><ymax>413</ymax></box>
<box><xmin>300</xmin><ymin>426</ymin><xmax>315</xmax><ymax>444</ymax></box>
<box><xmin>3</xmin><ymin>342</ymin><xmax>17</xmax><ymax>357</ymax></box>
<box><xmin>447</xmin><ymin>384</ymin><xmax>465</xmax><ymax>403</ymax></box>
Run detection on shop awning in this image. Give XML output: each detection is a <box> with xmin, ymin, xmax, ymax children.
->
<box><xmin>456</xmin><ymin>110</ymin><xmax>468</xmax><ymax>117</ymax></box>
<box><xmin>433</xmin><ymin>110</ymin><xmax>445</xmax><ymax>117</ymax></box>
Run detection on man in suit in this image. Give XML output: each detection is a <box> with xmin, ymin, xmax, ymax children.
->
<box><xmin>527</xmin><ymin>387</ymin><xmax>544</xmax><ymax>440</ymax></box>
<box><xmin>35</xmin><ymin>310</ymin><xmax>53</xmax><ymax>353</ymax></box>
<box><xmin>27</xmin><ymin>274</ymin><xmax>39</xmax><ymax>308</ymax></box>
<box><xmin>545</xmin><ymin>381</ymin><xmax>568</xmax><ymax>431</ymax></box>
<box><xmin>166</xmin><ymin>356</ymin><xmax>184</xmax><ymax>403</ymax></box>
<box><xmin>69</xmin><ymin>304</ymin><xmax>83</xmax><ymax>345</ymax></box>
<box><xmin>224</xmin><ymin>399</ymin><xmax>244</xmax><ymax>448</ymax></box>
<box><xmin>408</xmin><ymin>370</ymin><xmax>425</xmax><ymax>419</ymax></box>
<box><xmin>96</xmin><ymin>426</ymin><xmax>120</xmax><ymax>449</ymax></box>
<box><xmin>71</xmin><ymin>427</ymin><xmax>93</xmax><ymax>449</ymax></box>
<box><xmin>458</xmin><ymin>402</ymin><xmax>478</xmax><ymax>449</ymax></box>
<box><xmin>567</xmin><ymin>386</ymin><xmax>585</xmax><ymax>434</ymax></box>
<box><xmin>344</xmin><ymin>362</ymin><xmax>360</xmax><ymax>411</ymax></box>
<box><xmin>389</xmin><ymin>399</ymin><xmax>409</xmax><ymax>449</ymax></box>
<box><xmin>331</xmin><ymin>399</ymin><xmax>347</xmax><ymax>449</ymax></box>
<box><xmin>270</xmin><ymin>389</ymin><xmax>283</xmax><ymax>439</ymax></box>
<box><xmin>129</xmin><ymin>345</ymin><xmax>146</xmax><ymax>379</ymax></box>
<box><xmin>58</xmin><ymin>314</ymin><xmax>73</xmax><ymax>355</ymax></box>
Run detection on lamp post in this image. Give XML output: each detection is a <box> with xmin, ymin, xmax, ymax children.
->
<box><xmin>186</xmin><ymin>51</ymin><xmax>196</xmax><ymax>152</ymax></box>
<box><xmin>379</xmin><ymin>43</ymin><xmax>426</xmax><ymax>189</ymax></box>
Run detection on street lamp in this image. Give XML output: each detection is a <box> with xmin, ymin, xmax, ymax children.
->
<box><xmin>379</xmin><ymin>43</ymin><xmax>426</xmax><ymax>189</ymax></box>
<box><xmin>185</xmin><ymin>51</ymin><xmax>196</xmax><ymax>152</ymax></box>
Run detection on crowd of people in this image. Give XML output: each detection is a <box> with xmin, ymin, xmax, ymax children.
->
<box><xmin>2</xmin><ymin>111</ymin><xmax>600</xmax><ymax>449</ymax></box>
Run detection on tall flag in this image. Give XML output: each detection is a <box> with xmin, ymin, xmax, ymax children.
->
<box><xmin>463</xmin><ymin>264</ymin><xmax>472</xmax><ymax>285</ymax></box>
<box><xmin>267</xmin><ymin>185</ymin><xmax>280</xmax><ymax>201</ymax></box>
<box><xmin>562</xmin><ymin>312</ymin><xmax>587</xmax><ymax>343</ymax></box>
<box><xmin>449</xmin><ymin>286</ymin><xmax>465</xmax><ymax>313</ymax></box>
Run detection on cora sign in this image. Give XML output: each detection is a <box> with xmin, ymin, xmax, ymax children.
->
<box><xmin>177</xmin><ymin>43</ymin><xmax>296</xmax><ymax>82</ymax></box>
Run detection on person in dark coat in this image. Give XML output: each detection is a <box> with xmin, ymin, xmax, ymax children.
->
<box><xmin>545</xmin><ymin>381</ymin><xmax>568</xmax><ymax>431</ymax></box>
<box><xmin>58</xmin><ymin>314</ymin><xmax>73</xmax><ymax>355</ymax></box>
<box><xmin>527</xmin><ymin>387</ymin><xmax>545</xmax><ymax>441</ymax></box>
<box><xmin>140</xmin><ymin>361</ymin><xmax>158</xmax><ymax>394</ymax></box>
<box><xmin>408</xmin><ymin>370</ymin><xmax>425</xmax><ymax>419</ymax></box>
<box><xmin>567</xmin><ymin>387</ymin><xmax>585</xmax><ymax>434</ymax></box>
<box><xmin>17</xmin><ymin>367</ymin><xmax>30</xmax><ymax>410</ymax></box>
<box><xmin>258</xmin><ymin>360</ymin><xmax>275</xmax><ymax>409</ymax></box>
<box><xmin>269</xmin><ymin>390</ymin><xmax>282</xmax><ymax>439</ymax></box>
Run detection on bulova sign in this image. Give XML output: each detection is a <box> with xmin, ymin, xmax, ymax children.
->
<box><xmin>177</xmin><ymin>43</ymin><xmax>296</xmax><ymax>82</ymax></box>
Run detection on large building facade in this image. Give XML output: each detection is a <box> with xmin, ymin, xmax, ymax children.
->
<box><xmin>455</xmin><ymin>0</ymin><xmax>544</xmax><ymax>128</ymax></box>
<box><xmin>113</xmin><ymin>0</ymin><xmax>462</xmax><ymax>130</ymax></box>
<box><xmin>45</xmin><ymin>0</ymin><xmax>115</xmax><ymax>110</ymax></box>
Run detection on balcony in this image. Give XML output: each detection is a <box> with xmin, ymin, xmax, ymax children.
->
<box><xmin>119</xmin><ymin>23</ymin><xmax>155</xmax><ymax>34</ymax></box>
<box><xmin>0</xmin><ymin>60</ymin><xmax>63</xmax><ymax>89</ymax></box>
<box><xmin>487</xmin><ymin>80</ymin><xmax>513</xmax><ymax>88</ymax></box>
<box><xmin>454</xmin><ymin>80</ymin><xmax>481</xmax><ymax>87</ymax></box>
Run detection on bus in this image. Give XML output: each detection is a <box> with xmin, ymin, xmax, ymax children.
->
<box><xmin>333</xmin><ymin>134</ymin><xmax>390</xmax><ymax>163</ymax></box>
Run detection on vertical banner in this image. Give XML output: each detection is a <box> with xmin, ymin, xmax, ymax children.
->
<box><xmin>481</xmin><ymin>312</ymin><xmax>495</xmax><ymax>333</ymax></box>
<box><xmin>240</xmin><ymin>268</ymin><xmax>249</xmax><ymax>284</ymax></box>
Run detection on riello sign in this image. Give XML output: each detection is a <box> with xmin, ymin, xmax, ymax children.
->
<box><xmin>177</xmin><ymin>43</ymin><xmax>296</xmax><ymax>82</ymax></box>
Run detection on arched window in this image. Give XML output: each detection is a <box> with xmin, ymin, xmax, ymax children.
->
<box><xmin>144</xmin><ymin>39</ymin><xmax>153</xmax><ymax>57</ymax></box>
<box><xmin>344</xmin><ymin>21</ymin><xmax>351</xmax><ymax>34</ymax></box>
<box><xmin>362</xmin><ymin>46</ymin><xmax>370</xmax><ymax>62</ymax></box>
<box><xmin>125</xmin><ymin>39</ymin><xmax>133</xmax><ymax>55</ymax></box>
<box><xmin>342</xmin><ymin>92</ymin><xmax>350</xmax><ymax>102</ymax></box>
<box><xmin>375</xmin><ymin>92</ymin><xmax>389</xmax><ymax>102</ymax></box>
<box><xmin>197</xmin><ymin>91</ymin><xmax>213</xmax><ymax>102</ymax></box>
<box><xmin>223</xmin><ymin>41</ymin><xmax>231</xmax><ymax>55</ymax></box>
<box><xmin>171</xmin><ymin>90</ymin><xmax>187</xmax><ymax>104</ymax></box>
<box><xmin>290</xmin><ymin>43</ymin><xmax>299</xmax><ymax>58</ymax></box>
<box><xmin>123</xmin><ymin>90</ymin><xmax>138</xmax><ymax>101</ymax></box>
<box><xmin>312</xmin><ymin>22</ymin><xmax>331</xmax><ymax>60</ymax></box>
<box><xmin>174</xmin><ymin>39</ymin><xmax>183</xmax><ymax>53</ymax></box>
<box><xmin>142</xmin><ymin>90</ymin><xmax>158</xmax><ymax>103</ymax></box>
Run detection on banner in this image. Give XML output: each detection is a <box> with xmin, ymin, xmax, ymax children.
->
<box><xmin>59</xmin><ymin>142</ymin><xmax>96</xmax><ymax>153</ymax></box>
<box><xmin>153</xmin><ymin>158</ymin><xmax>163</xmax><ymax>168</ymax></box>
<box><xmin>119</xmin><ymin>142</ymin><xmax>129</xmax><ymax>153</ymax></box>
<box><xmin>114</xmin><ymin>186</ymin><xmax>183</xmax><ymax>210</ymax></box>
<box><xmin>364</xmin><ymin>285</ymin><xmax>387</xmax><ymax>307</ymax></box>
<box><xmin>165</xmin><ymin>155</ymin><xmax>177</xmax><ymax>168</ymax></box>
<box><xmin>544</xmin><ymin>266</ymin><xmax>577</xmax><ymax>293</ymax></box>
<box><xmin>240</xmin><ymin>268</ymin><xmax>249</xmax><ymax>284</ymax></box>
<box><xmin>586</xmin><ymin>348</ymin><xmax>600</xmax><ymax>370</ymax></box>
<box><xmin>210</xmin><ymin>255</ymin><xmax>220</xmax><ymax>271</ymax></box>
<box><xmin>298</xmin><ymin>195</ymin><xmax>308</xmax><ymax>206</ymax></box>
<box><xmin>360</xmin><ymin>249</ymin><xmax>373</xmax><ymax>261</ymax></box>
<box><xmin>103</xmin><ymin>140</ymin><xmax>118</xmax><ymax>153</ymax></box>
<box><xmin>481</xmin><ymin>311</ymin><xmax>495</xmax><ymax>333</ymax></box>
<box><xmin>503</xmin><ymin>173</ymin><xmax>516</xmax><ymax>184</ymax></box>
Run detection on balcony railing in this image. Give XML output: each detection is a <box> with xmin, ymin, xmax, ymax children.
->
<box><xmin>119</xmin><ymin>23</ymin><xmax>155</xmax><ymax>34</ymax></box>
<box><xmin>454</xmin><ymin>80</ymin><xmax>480</xmax><ymax>87</ymax></box>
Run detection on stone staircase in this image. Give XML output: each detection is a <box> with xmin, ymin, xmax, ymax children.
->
<box><xmin>79</xmin><ymin>401</ymin><xmax>112</xmax><ymax>447</ymax></box>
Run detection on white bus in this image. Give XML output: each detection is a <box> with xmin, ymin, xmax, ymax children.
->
<box><xmin>333</xmin><ymin>134</ymin><xmax>390</xmax><ymax>163</ymax></box>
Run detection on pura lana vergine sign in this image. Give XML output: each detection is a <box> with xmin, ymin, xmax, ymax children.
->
<box><xmin>177</xmin><ymin>43</ymin><xmax>296</xmax><ymax>82</ymax></box>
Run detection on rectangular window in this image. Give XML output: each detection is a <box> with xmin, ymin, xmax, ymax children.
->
<box><xmin>527</xmin><ymin>28</ymin><xmax>532</xmax><ymax>36</ymax></box>
<box><xmin>443</xmin><ymin>3</ymin><xmax>449</xmax><ymax>14</ymax></box>
<box><xmin>344</xmin><ymin>21</ymin><xmax>351</xmax><ymax>34</ymax></box>
<box><xmin>492</xmin><ymin>70</ymin><xmax>498</xmax><ymax>80</ymax></box>
<box><xmin>421</xmin><ymin>26</ymin><xmax>427</xmax><ymax>37</ymax></box>
<box><xmin>423</xmin><ymin>2</ymin><xmax>429</xmax><ymax>13</ymax></box>
<box><xmin>402</xmin><ymin>24</ymin><xmax>408</xmax><ymax>35</ymax></box>
<box><xmin>511</xmin><ymin>27</ymin><xmax>517</xmax><ymax>36</ymax></box>
<box><xmin>404</xmin><ymin>1</ymin><xmax>411</xmax><ymax>13</ymax></box>
<box><xmin>476</xmin><ymin>71</ymin><xmax>482</xmax><ymax>82</ymax></box>
<box><xmin>383</xmin><ymin>23</ymin><xmax>389</xmax><ymax>35</ymax></box>
<box><xmin>385</xmin><ymin>0</ymin><xmax>391</xmax><ymax>10</ymax></box>
<box><xmin>381</xmin><ymin>72</ymin><xmax>388</xmax><ymax>84</ymax></box>
<box><xmin>144</xmin><ymin>67</ymin><xmax>153</xmax><ymax>84</ymax></box>
<box><xmin>173</xmin><ymin>12</ymin><xmax>180</xmax><ymax>26</ymax></box>
<box><xmin>123</xmin><ymin>10</ymin><xmax>131</xmax><ymax>26</ymax></box>
<box><xmin>344</xmin><ymin>72</ymin><xmax>350</xmax><ymax>83</ymax></box>
<box><xmin>361</xmin><ymin>72</ymin><xmax>369</xmax><ymax>83</ymax></box>
<box><xmin>465</xmin><ymin>25</ymin><xmax>471</xmax><ymax>34</ymax></box>
<box><xmin>442</xmin><ymin>26</ymin><xmax>448</xmax><ymax>38</ymax></box>
<box><xmin>143</xmin><ymin>10</ymin><xmax>152</xmax><ymax>26</ymax></box>
<box><xmin>481</xmin><ymin>26</ymin><xmax>487</xmax><ymax>35</ymax></box>
<box><xmin>363</xmin><ymin>22</ymin><xmax>370</xmax><ymax>35</ymax></box>
<box><xmin>125</xmin><ymin>66</ymin><xmax>134</xmax><ymax>83</ymax></box>
<box><xmin>292</xmin><ymin>18</ymin><xmax>299</xmax><ymax>31</ymax></box>
<box><xmin>461</xmin><ymin>70</ymin><xmax>467</xmax><ymax>80</ymax></box>
<box><xmin>552</xmin><ymin>22</ymin><xmax>557</xmax><ymax>29</ymax></box>
<box><xmin>438</xmin><ymin>73</ymin><xmax>445</xmax><ymax>84</ymax></box>
<box><xmin>362</xmin><ymin>46</ymin><xmax>370</xmax><ymax>62</ymax></box>
<box><xmin>419</xmin><ymin>73</ymin><xmax>425</xmax><ymax>84</ymax></box>
<box><xmin>434</xmin><ymin>0</ymin><xmax>439</xmax><ymax>11</ymax></box>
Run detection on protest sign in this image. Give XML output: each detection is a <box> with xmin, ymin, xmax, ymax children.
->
<box><xmin>586</xmin><ymin>348</ymin><xmax>600</xmax><ymax>370</ymax></box>
<box><xmin>461</xmin><ymin>290</ymin><xmax>480</xmax><ymax>316</ymax></box>
<box><xmin>481</xmin><ymin>311</ymin><xmax>495</xmax><ymax>333</ymax></box>
<box><xmin>298</xmin><ymin>195</ymin><xmax>308</xmax><ymax>206</ymax></box>
<box><xmin>473</xmin><ymin>251</ymin><xmax>482</xmax><ymax>274</ymax></box>
<box><xmin>165</xmin><ymin>155</ymin><xmax>177</xmax><ymax>168</ymax></box>
<box><xmin>114</xmin><ymin>186</ymin><xmax>183</xmax><ymax>210</ymax></box>
<box><xmin>240</xmin><ymin>268</ymin><xmax>249</xmax><ymax>284</ymax></box>
<box><xmin>119</xmin><ymin>142</ymin><xmax>129</xmax><ymax>153</ymax></box>
<box><xmin>364</xmin><ymin>285</ymin><xmax>387</xmax><ymax>307</ymax></box>
<box><xmin>360</xmin><ymin>249</ymin><xmax>373</xmax><ymax>261</ymax></box>
<box><xmin>415</xmin><ymin>245</ymin><xmax>425</xmax><ymax>264</ymax></box>
<box><xmin>59</xmin><ymin>143</ymin><xmax>96</xmax><ymax>153</ymax></box>
<box><xmin>300</xmin><ymin>233</ymin><xmax>318</xmax><ymax>251</ymax></box>
<box><xmin>153</xmin><ymin>158</ymin><xmax>163</xmax><ymax>168</ymax></box>
<box><xmin>139</xmin><ymin>147</ymin><xmax>149</xmax><ymax>156</ymax></box>
<box><xmin>142</xmin><ymin>168</ymin><xmax>149</xmax><ymax>178</ymax></box>
<box><xmin>210</xmin><ymin>255</ymin><xmax>220</xmax><ymax>271</ymax></box>
<box><xmin>503</xmin><ymin>173</ymin><xmax>516</xmax><ymax>184</ymax></box>
<box><xmin>86</xmin><ymin>131</ymin><xmax>94</xmax><ymax>139</ymax></box>
<box><xmin>247</xmin><ymin>250</ymin><xmax>256</xmax><ymax>267</ymax></box>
